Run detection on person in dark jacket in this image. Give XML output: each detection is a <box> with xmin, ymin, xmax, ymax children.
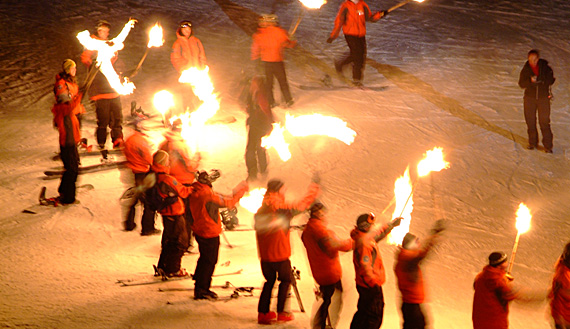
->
<box><xmin>52</xmin><ymin>59</ymin><xmax>83</xmax><ymax>205</ymax></box>
<box><xmin>255</xmin><ymin>178</ymin><xmax>320</xmax><ymax>324</ymax></box>
<box><xmin>394</xmin><ymin>220</ymin><xmax>445</xmax><ymax>329</ymax></box>
<box><xmin>244</xmin><ymin>75</ymin><xmax>274</xmax><ymax>181</ymax></box>
<box><xmin>350</xmin><ymin>213</ymin><xmax>401</xmax><ymax>329</ymax></box>
<box><xmin>327</xmin><ymin>0</ymin><xmax>387</xmax><ymax>86</ymax></box>
<box><xmin>518</xmin><ymin>49</ymin><xmax>556</xmax><ymax>153</ymax></box>
<box><xmin>188</xmin><ymin>171</ymin><xmax>248</xmax><ymax>300</ymax></box>
<box><xmin>150</xmin><ymin>150</ymin><xmax>194</xmax><ymax>277</ymax></box>
<box><xmin>301</xmin><ymin>202</ymin><xmax>353</xmax><ymax>329</ymax></box>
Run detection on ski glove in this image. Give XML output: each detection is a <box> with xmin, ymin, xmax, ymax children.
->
<box><xmin>326</xmin><ymin>37</ymin><xmax>334</xmax><ymax>44</ymax></box>
<box><xmin>390</xmin><ymin>217</ymin><xmax>403</xmax><ymax>228</ymax></box>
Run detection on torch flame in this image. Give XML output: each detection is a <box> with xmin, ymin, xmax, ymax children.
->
<box><xmin>515</xmin><ymin>203</ymin><xmax>531</xmax><ymax>234</ymax></box>
<box><xmin>299</xmin><ymin>0</ymin><xmax>327</xmax><ymax>9</ymax></box>
<box><xmin>388</xmin><ymin>167</ymin><xmax>414</xmax><ymax>245</ymax></box>
<box><xmin>153</xmin><ymin>90</ymin><xmax>175</xmax><ymax>115</ymax></box>
<box><xmin>415</xmin><ymin>0</ymin><xmax>425</xmax><ymax>2</ymax></box>
<box><xmin>147</xmin><ymin>23</ymin><xmax>164</xmax><ymax>48</ymax></box>
<box><xmin>240</xmin><ymin>188</ymin><xmax>267</xmax><ymax>213</ymax></box>
<box><xmin>417</xmin><ymin>147</ymin><xmax>450</xmax><ymax>177</ymax></box>
<box><xmin>178</xmin><ymin>66</ymin><xmax>220</xmax><ymax>127</ymax></box>
<box><xmin>262</xmin><ymin>124</ymin><xmax>291</xmax><ymax>161</ymax></box>
<box><xmin>76</xmin><ymin>19</ymin><xmax>137</xmax><ymax>95</ymax></box>
<box><xmin>285</xmin><ymin>113</ymin><xmax>356</xmax><ymax>145</ymax></box>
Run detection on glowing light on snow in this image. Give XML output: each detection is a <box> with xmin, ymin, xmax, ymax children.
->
<box><xmin>76</xmin><ymin>19</ymin><xmax>136</xmax><ymax>95</ymax></box>
<box><xmin>285</xmin><ymin>113</ymin><xmax>356</xmax><ymax>145</ymax></box>
<box><xmin>299</xmin><ymin>0</ymin><xmax>327</xmax><ymax>9</ymax></box>
<box><xmin>147</xmin><ymin>23</ymin><xmax>164</xmax><ymax>48</ymax></box>
<box><xmin>515</xmin><ymin>203</ymin><xmax>532</xmax><ymax>234</ymax></box>
<box><xmin>262</xmin><ymin>124</ymin><xmax>291</xmax><ymax>161</ymax></box>
<box><xmin>388</xmin><ymin>168</ymin><xmax>413</xmax><ymax>245</ymax></box>
<box><xmin>240</xmin><ymin>188</ymin><xmax>267</xmax><ymax>213</ymax></box>
<box><xmin>153</xmin><ymin>90</ymin><xmax>175</xmax><ymax>118</ymax></box>
<box><xmin>417</xmin><ymin>147</ymin><xmax>450</xmax><ymax>177</ymax></box>
<box><xmin>178</xmin><ymin>66</ymin><xmax>220</xmax><ymax>126</ymax></box>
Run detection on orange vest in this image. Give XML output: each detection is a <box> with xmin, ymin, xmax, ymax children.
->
<box><xmin>251</xmin><ymin>25</ymin><xmax>296</xmax><ymax>62</ymax></box>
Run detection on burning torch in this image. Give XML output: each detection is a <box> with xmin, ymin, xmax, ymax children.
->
<box><xmin>153</xmin><ymin>90</ymin><xmax>175</xmax><ymax>128</ymax></box>
<box><xmin>387</xmin><ymin>0</ymin><xmax>426</xmax><ymax>13</ymax></box>
<box><xmin>289</xmin><ymin>0</ymin><xmax>327</xmax><ymax>36</ymax></box>
<box><xmin>130</xmin><ymin>22</ymin><xmax>164</xmax><ymax>78</ymax></box>
<box><xmin>506</xmin><ymin>203</ymin><xmax>532</xmax><ymax>274</ymax></box>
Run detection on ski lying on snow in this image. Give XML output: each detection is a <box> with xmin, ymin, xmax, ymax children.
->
<box><xmin>117</xmin><ymin>269</ymin><xmax>243</xmax><ymax>287</ymax></box>
<box><xmin>22</xmin><ymin>185</ymin><xmax>94</xmax><ymax>214</ymax></box>
<box><xmin>51</xmin><ymin>148</ymin><xmax>123</xmax><ymax>161</ymax></box>
<box><xmin>44</xmin><ymin>160</ymin><xmax>128</xmax><ymax>177</ymax></box>
<box><xmin>297</xmin><ymin>84</ymin><xmax>388</xmax><ymax>92</ymax></box>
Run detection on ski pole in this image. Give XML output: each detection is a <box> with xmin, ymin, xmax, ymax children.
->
<box><xmin>221</xmin><ymin>231</ymin><xmax>234</xmax><ymax>249</ymax></box>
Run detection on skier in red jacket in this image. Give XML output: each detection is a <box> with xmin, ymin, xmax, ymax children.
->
<box><xmin>301</xmin><ymin>202</ymin><xmax>353</xmax><ymax>329</ymax></box>
<box><xmin>350</xmin><ymin>213</ymin><xmax>401</xmax><ymax>329</ymax></box>
<box><xmin>255</xmin><ymin>178</ymin><xmax>320</xmax><ymax>324</ymax></box>
<box><xmin>549</xmin><ymin>242</ymin><xmax>570</xmax><ymax>329</ymax></box>
<box><xmin>327</xmin><ymin>0</ymin><xmax>387</xmax><ymax>86</ymax></box>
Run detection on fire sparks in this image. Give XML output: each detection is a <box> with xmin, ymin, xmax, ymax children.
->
<box><xmin>147</xmin><ymin>23</ymin><xmax>164</xmax><ymax>48</ymax></box>
<box><xmin>178</xmin><ymin>66</ymin><xmax>220</xmax><ymax>126</ymax></box>
<box><xmin>299</xmin><ymin>0</ymin><xmax>327</xmax><ymax>9</ymax></box>
<box><xmin>262</xmin><ymin>124</ymin><xmax>291</xmax><ymax>161</ymax></box>
<box><xmin>515</xmin><ymin>203</ymin><xmax>532</xmax><ymax>234</ymax></box>
<box><xmin>285</xmin><ymin>113</ymin><xmax>356</xmax><ymax>145</ymax></box>
<box><xmin>76</xmin><ymin>19</ymin><xmax>137</xmax><ymax>95</ymax></box>
<box><xmin>417</xmin><ymin>147</ymin><xmax>450</xmax><ymax>177</ymax></box>
<box><xmin>388</xmin><ymin>168</ymin><xmax>413</xmax><ymax>245</ymax></box>
<box><xmin>239</xmin><ymin>188</ymin><xmax>267</xmax><ymax>213</ymax></box>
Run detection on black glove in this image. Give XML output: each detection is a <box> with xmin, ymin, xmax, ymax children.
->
<box><xmin>430</xmin><ymin>219</ymin><xmax>446</xmax><ymax>234</ymax></box>
<box><xmin>391</xmin><ymin>217</ymin><xmax>403</xmax><ymax>228</ymax></box>
<box><xmin>312</xmin><ymin>172</ymin><xmax>321</xmax><ymax>185</ymax></box>
<box><xmin>326</xmin><ymin>37</ymin><xmax>334</xmax><ymax>44</ymax></box>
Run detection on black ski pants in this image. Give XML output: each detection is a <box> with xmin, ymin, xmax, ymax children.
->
<box><xmin>401</xmin><ymin>302</ymin><xmax>426</xmax><ymax>329</ymax></box>
<box><xmin>58</xmin><ymin>145</ymin><xmax>79</xmax><ymax>204</ymax></box>
<box><xmin>258</xmin><ymin>259</ymin><xmax>292</xmax><ymax>314</ymax></box>
<box><xmin>263</xmin><ymin>61</ymin><xmax>293</xmax><ymax>105</ymax></box>
<box><xmin>95</xmin><ymin>97</ymin><xmax>123</xmax><ymax>147</ymax></box>
<box><xmin>350</xmin><ymin>285</ymin><xmax>385</xmax><ymax>329</ymax></box>
<box><xmin>182</xmin><ymin>183</ymin><xmax>195</xmax><ymax>249</ymax></box>
<box><xmin>157</xmin><ymin>215</ymin><xmax>188</xmax><ymax>275</ymax></box>
<box><xmin>524</xmin><ymin>96</ymin><xmax>553</xmax><ymax>150</ymax></box>
<box><xmin>339</xmin><ymin>35</ymin><xmax>367</xmax><ymax>82</ymax></box>
<box><xmin>125</xmin><ymin>172</ymin><xmax>156</xmax><ymax>233</ymax></box>
<box><xmin>314</xmin><ymin>280</ymin><xmax>342</xmax><ymax>329</ymax></box>
<box><xmin>245</xmin><ymin>126</ymin><xmax>269</xmax><ymax>180</ymax></box>
<box><xmin>193</xmin><ymin>235</ymin><xmax>220</xmax><ymax>292</ymax></box>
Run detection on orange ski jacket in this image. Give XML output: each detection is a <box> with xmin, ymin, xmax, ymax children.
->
<box><xmin>123</xmin><ymin>131</ymin><xmax>153</xmax><ymax>174</ymax></box>
<box><xmin>330</xmin><ymin>0</ymin><xmax>383</xmax><ymax>39</ymax></box>
<box><xmin>251</xmin><ymin>25</ymin><xmax>296</xmax><ymax>63</ymax></box>
<box><xmin>472</xmin><ymin>265</ymin><xmax>518</xmax><ymax>329</ymax></box>
<box><xmin>171</xmin><ymin>33</ymin><xmax>206</xmax><ymax>73</ymax></box>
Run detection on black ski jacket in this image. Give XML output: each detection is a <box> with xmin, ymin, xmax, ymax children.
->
<box><xmin>518</xmin><ymin>58</ymin><xmax>555</xmax><ymax>99</ymax></box>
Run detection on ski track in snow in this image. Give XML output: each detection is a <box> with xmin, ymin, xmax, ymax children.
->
<box><xmin>2</xmin><ymin>0</ymin><xmax>570</xmax><ymax>328</ymax></box>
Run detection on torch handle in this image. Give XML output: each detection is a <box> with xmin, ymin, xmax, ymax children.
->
<box><xmin>81</xmin><ymin>63</ymin><xmax>101</xmax><ymax>95</ymax></box>
<box><xmin>397</xmin><ymin>178</ymin><xmax>420</xmax><ymax>218</ymax></box>
<box><xmin>507</xmin><ymin>233</ymin><xmax>521</xmax><ymax>274</ymax></box>
<box><xmin>288</xmin><ymin>8</ymin><xmax>306</xmax><ymax>37</ymax></box>
<box><xmin>129</xmin><ymin>47</ymin><xmax>150</xmax><ymax>79</ymax></box>
<box><xmin>387</xmin><ymin>0</ymin><xmax>414</xmax><ymax>13</ymax></box>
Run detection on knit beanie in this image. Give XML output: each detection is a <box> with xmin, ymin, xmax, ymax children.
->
<box><xmin>267</xmin><ymin>179</ymin><xmax>284</xmax><ymax>192</ymax></box>
<box><xmin>62</xmin><ymin>59</ymin><xmax>76</xmax><ymax>74</ymax></box>
<box><xmin>153</xmin><ymin>150</ymin><xmax>169</xmax><ymax>167</ymax></box>
<box><xmin>309</xmin><ymin>201</ymin><xmax>325</xmax><ymax>217</ymax></box>
<box><xmin>356</xmin><ymin>213</ymin><xmax>375</xmax><ymax>232</ymax></box>
<box><xmin>488</xmin><ymin>252</ymin><xmax>507</xmax><ymax>267</ymax></box>
<box><xmin>402</xmin><ymin>233</ymin><xmax>417</xmax><ymax>250</ymax></box>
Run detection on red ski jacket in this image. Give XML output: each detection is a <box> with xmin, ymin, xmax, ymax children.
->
<box><xmin>52</xmin><ymin>74</ymin><xmax>82</xmax><ymax>146</ymax></box>
<box><xmin>123</xmin><ymin>131</ymin><xmax>153</xmax><ymax>174</ymax></box>
<box><xmin>549</xmin><ymin>259</ymin><xmax>570</xmax><ymax>324</ymax></box>
<box><xmin>159</xmin><ymin>131</ymin><xmax>200</xmax><ymax>185</ymax></box>
<box><xmin>472</xmin><ymin>265</ymin><xmax>518</xmax><ymax>329</ymax></box>
<box><xmin>251</xmin><ymin>25</ymin><xmax>296</xmax><ymax>63</ymax></box>
<box><xmin>255</xmin><ymin>183</ymin><xmax>320</xmax><ymax>262</ymax></box>
<box><xmin>171</xmin><ymin>32</ymin><xmax>206</xmax><ymax>73</ymax></box>
<box><xmin>151</xmin><ymin>162</ymin><xmax>194</xmax><ymax>216</ymax></box>
<box><xmin>330</xmin><ymin>0</ymin><xmax>383</xmax><ymax>39</ymax></box>
<box><xmin>189</xmin><ymin>181</ymin><xmax>248</xmax><ymax>239</ymax></box>
<box><xmin>350</xmin><ymin>223</ymin><xmax>393</xmax><ymax>288</ymax></box>
<box><xmin>301</xmin><ymin>216</ymin><xmax>353</xmax><ymax>286</ymax></box>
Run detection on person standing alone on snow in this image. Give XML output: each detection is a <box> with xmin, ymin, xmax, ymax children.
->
<box><xmin>327</xmin><ymin>0</ymin><xmax>387</xmax><ymax>87</ymax></box>
<box><xmin>394</xmin><ymin>220</ymin><xmax>445</xmax><ymax>329</ymax></box>
<box><xmin>549</xmin><ymin>242</ymin><xmax>570</xmax><ymax>329</ymax></box>
<box><xmin>51</xmin><ymin>59</ymin><xmax>84</xmax><ymax>205</ymax></box>
<box><xmin>518</xmin><ymin>49</ymin><xmax>555</xmax><ymax>153</ymax></box>
<box><xmin>350</xmin><ymin>213</ymin><xmax>402</xmax><ymax>329</ymax></box>
<box><xmin>301</xmin><ymin>202</ymin><xmax>353</xmax><ymax>329</ymax></box>
<box><xmin>80</xmin><ymin>20</ymin><xmax>126</xmax><ymax>159</ymax></box>
<box><xmin>251</xmin><ymin>14</ymin><xmax>296</xmax><ymax>108</ymax></box>
<box><xmin>255</xmin><ymin>177</ymin><xmax>320</xmax><ymax>324</ymax></box>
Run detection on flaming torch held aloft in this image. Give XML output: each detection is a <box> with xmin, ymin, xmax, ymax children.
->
<box><xmin>289</xmin><ymin>0</ymin><xmax>327</xmax><ymax>36</ymax></box>
<box><xmin>131</xmin><ymin>22</ymin><xmax>164</xmax><ymax>78</ymax></box>
<box><xmin>506</xmin><ymin>203</ymin><xmax>532</xmax><ymax>274</ymax></box>
<box><xmin>387</xmin><ymin>0</ymin><xmax>425</xmax><ymax>13</ymax></box>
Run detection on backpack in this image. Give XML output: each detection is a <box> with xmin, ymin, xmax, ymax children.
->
<box><xmin>144</xmin><ymin>173</ymin><xmax>179</xmax><ymax>212</ymax></box>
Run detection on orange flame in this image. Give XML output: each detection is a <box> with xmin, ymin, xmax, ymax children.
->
<box><xmin>153</xmin><ymin>90</ymin><xmax>174</xmax><ymax>115</ymax></box>
<box><xmin>76</xmin><ymin>19</ymin><xmax>136</xmax><ymax>95</ymax></box>
<box><xmin>262</xmin><ymin>124</ymin><xmax>291</xmax><ymax>161</ymax></box>
<box><xmin>417</xmin><ymin>147</ymin><xmax>450</xmax><ymax>177</ymax></box>
<box><xmin>299</xmin><ymin>0</ymin><xmax>327</xmax><ymax>9</ymax></box>
<box><xmin>240</xmin><ymin>188</ymin><xmax>267</xmax><ymax>213</ymax></box>
<box><xmin>285</xmin><ymin>113</ymin><xmax>356</xmax><ymax>145</ymax></box>
<box><xmin>388</xmin><ymin>168</ymin><xmax>413</xmax><ymax>245</ymax></box>
<box><xmin>178</xmin><ymin>66</ymin><xmax>220</xmax><ymax>126</ymax></box>
<box><xmin>147</xmin><ymin>23</ymin><xmax>164</xmax><ymax>48</ymax></box>
<box><xmin>515</xmin><ymin>203</ymin><xmax>531</xmax><ymax>234</ymax></box>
